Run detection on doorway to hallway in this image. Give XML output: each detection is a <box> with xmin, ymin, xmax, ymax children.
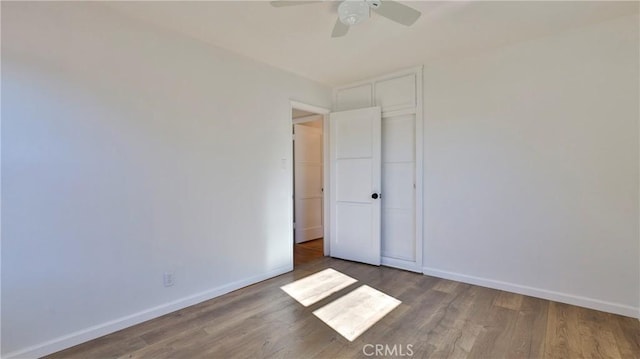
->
<box><xmin>292</xmin><ymin>102</ymin><xmax>328</xmax><ymax>267</ymax></box>
<box><xmin>294</xmin><ymin>238</ymin><xmax>324</xmax><ymax>266</ymax></box>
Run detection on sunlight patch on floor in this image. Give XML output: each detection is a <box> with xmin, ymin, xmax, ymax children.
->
<box><xmin>280</xmin><ymin>268</ymin><xmax>357</xmax><ymax>307</ymax></box>
<box><xmin>312</xmin><ymin>285</ymin><xmax>401</xmax><ymax>341</ymax></box>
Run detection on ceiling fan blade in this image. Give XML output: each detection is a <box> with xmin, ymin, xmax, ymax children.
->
<box><xmin>270</xmin><ymin>1</ymin><xmax>323</xmax><ymax>7</ymax></box>
<box><xmin>374</xmin><ymin>0</ymin><xmax>421</xmax><ymax>26</ymax></box>
<box><xmin>331</xmin><ymin>18</ymin><xmax>349</xmax><ymax>38</ymax></box>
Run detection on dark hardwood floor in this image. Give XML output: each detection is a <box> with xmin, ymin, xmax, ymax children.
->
<box><xmin>47</xmin><ymin>257</ymin><xmax>640</xmax><ymax>358</ymax></box>
<box><xmin>294</xmin><ymin>238</ymin><xmax>324</xmax><ymax>266</ymax></box>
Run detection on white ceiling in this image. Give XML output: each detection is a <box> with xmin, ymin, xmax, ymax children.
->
<box><xmin>104</xmin><ymin>1</ymin><xmax>638</xmax><ymax>86</ymax></box>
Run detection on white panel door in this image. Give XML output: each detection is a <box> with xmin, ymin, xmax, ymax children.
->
<box><xmin>375</xmin><ymin>74</ymin><xmax>416</xmax><ymax>112</ymax></box>
<box><xmin>381</xmin><ymin>114</ymin><xmax>416</xmax><ymax>261</ymax></box>
<box><xmin>294</xmin><ymin>124</ymin><xmax>323</xmax><ymax>243</ymax></box>
<box><xmin>329</xmin><ymin>107</ymin><xmax>382</xmax><ymax>265</ymax></box>
<box><xmin>335</xmin><ymin>84</ymin><xmax>373</xmax><ymax>111</ymax></box>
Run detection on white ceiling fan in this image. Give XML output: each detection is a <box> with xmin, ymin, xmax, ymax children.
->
<box><xmin>270</xmin><ymin>0</ymin><xmax>422</xmax><ymax>38</ymax></box>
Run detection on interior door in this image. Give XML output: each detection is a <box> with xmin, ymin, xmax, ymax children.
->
<box><xmin>294</xmin><ymin>123</ymin><xmax>324</xmax><ymax>243</ymax></box>
<box><xmin>329</xmin><ymin>107</ymin><xmax>382</xmax><ymax>265</ymax></box>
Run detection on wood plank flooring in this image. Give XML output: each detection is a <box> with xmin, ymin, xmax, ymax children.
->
<box><xmin>47</xmin><ymin>258</ymin><xmax>640</xmax><ymax>358</ymax></box>
<box><xmin>294</xmin><ymin>238</ymin><xmax>324</xmax><ymax>266</ymax></box>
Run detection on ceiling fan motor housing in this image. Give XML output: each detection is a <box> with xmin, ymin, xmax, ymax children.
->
<box><xmin>338</xmin><ymin>1</ymin><xmax>370</xmax><ymax>26</ymax></box>
<box><xmin>366</xmin><ymin>0</ymin><xmax>382</xmax><ymax>9</ymax></box>
<box><xmin>270</xmin><ymin>0</ymin><xmax>422</xmax><ymax>37</ymax></box>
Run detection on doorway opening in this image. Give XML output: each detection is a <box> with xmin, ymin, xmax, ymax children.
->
<box><xmin>291</xmin><ymin>102</ymin><xmax>329</xmax><ymax>267</ymax></box>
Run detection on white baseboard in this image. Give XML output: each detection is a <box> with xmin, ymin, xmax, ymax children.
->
<box><xmin>4</xmin><ymin>265</ymin><xmax>293</xmax><ymax>359</ymax></box>
<box><xmin>295</xmin><ymin>227</ymin><xmax>323</xmax><ymax>244</ymax></box>
<box><xmin>422</xmin><ymin>266</ymin><xmax>639</xmax><ymax>319</ymax></box>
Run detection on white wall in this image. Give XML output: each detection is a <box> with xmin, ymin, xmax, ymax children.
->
<box><xmin>1</xmin><ymin>2</ymin><xmax>331</xmax><ymax>357</ymax></box>
<box><xmin>423</xmin><ymin>14</ymin><xmax>640</xmax><ymax>317</ymax></box>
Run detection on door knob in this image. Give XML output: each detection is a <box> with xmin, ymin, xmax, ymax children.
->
<box><xmin>371</xmin><ymin>193</ymin><xmax>380</xmax><ymax>199</ymax></box>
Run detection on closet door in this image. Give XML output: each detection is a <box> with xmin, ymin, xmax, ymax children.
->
<box><xmin>329</xmin><ymin>107</ymin><xmax>382</xmax><ymax>266</ymax></box>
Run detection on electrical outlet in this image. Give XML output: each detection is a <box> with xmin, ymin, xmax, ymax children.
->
<box><xmin>163</xmin><ymin>272</ymin><xmax>174</xmax><ymax>287</ymax></box>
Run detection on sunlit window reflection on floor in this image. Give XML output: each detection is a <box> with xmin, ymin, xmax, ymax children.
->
<box><xmin>281</xmin><ymin>268</ymin><xmax>401</xmax><ymax>341</ymax></box>
<box><xmin>280</xmin><ymin>268</ymin><xmax>357</xmax><ymax>307</ymax></box>
<box><xmin>313</xmin><ymin>285</ymin><xmax>401</xmax><ymax>341</ymax></box>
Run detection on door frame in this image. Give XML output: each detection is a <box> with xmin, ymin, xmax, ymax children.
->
<box><xmin>290</xmin><ymin>101</ymin><xmax>331</xmax><ymax>256</ymax></box>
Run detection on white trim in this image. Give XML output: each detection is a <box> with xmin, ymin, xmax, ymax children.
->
<box><xmin>293</xmin><ymin>114</ymin><xmax>323</xmax><ymax>124</ymax></box>
<box><xmin>422</xmin><ymin>266</ymin><xmax>639</xmax><ymax>319</ymax></box>
<box><xmin>414</xmin><ymin>66</ymin><xmax>424</xmax><ymax>276</ymax></box>
<box><xmin>322</xmin><ymin>113</ymin><xmax>330</xmax><ymax>256</ymax></box>
<box><xmin>3</xmin><ymin>265</ymin><xmax>292</xmax><ymax>359</ymax></box>
<box><xmin>382</xmin><ymin>108</ymin><xmax>416</xmax><ymax>118</ymax></box>
<box><xmin>333</xmin><ymin>65</ymin><xmax>425</xmax><ymax>93</ymax></box>
<box><xmin>290</xmin><ymin>101</ymin><xmax>330</xmax><ymax>115</ymax></box>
